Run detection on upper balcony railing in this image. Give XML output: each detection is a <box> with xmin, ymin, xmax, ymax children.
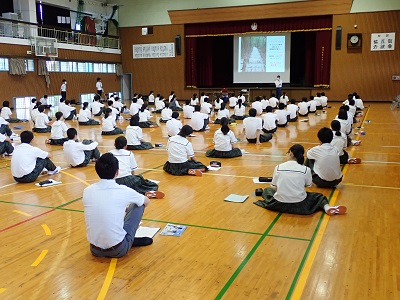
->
<box><xmin>0</xmin><ymin>17</ymin><xmax>120</xmax><ymax>50</ymax></box>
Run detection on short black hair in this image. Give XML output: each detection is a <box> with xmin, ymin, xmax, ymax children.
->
<box><xmin>278</xmin><ymin>103</ymin><xmax>285</xmax><ymax>110</ymax></box>
<box><xmin>55</xmin><ymin>111</ymin><xmax>63</xmax><ymax>120</ymax></box>
<box><xmin>3</xmin><ymin>100</ymin><xmax>10</xmax><ymax>107</ymax></box>
<box><xmin>172</xmin><ymin>111</ymin><xmax>179</xmax><ymax>119</ymax></box>
<box><xmin>130</xmin><ymin>114</ymin><xmax>139</xmax><ymax>126</ymax></box>
<box><xmin>38</xmin><ymin>105</ymin><xmax>45</xmax><ymax>113</ymax></box>
<box><xmin>20</xmin><ymin>130</ymin><xmax>34</xmax><ymax>143</ymax></box>
<box><xmin>115</xmin><ymin>136</ymin><xmax>127</xmax><ymax>149</ymax></box>
<box><xmin>178</xmin><ymin>125</ymin><xmax>193</xmax><ymax>137</ymax></box>
<box><xmin>67</xmin><ymin>128</ymin><xmax>78</xmax><ymax>139</ymax></box>
<box><xmin>248</xmin><ymin>108</ymin><xmax>257</xmax><ymax>117</ymax></box>
<box><xmin>266</xmin><ymin>106</ymin><xmax>273</xmax><ymax>113</ymax></box>
<box><xmin>95</xmin><ymin>153</ymin><xmax>119</xmax><ymax>179</ymax></box>
<box><xmin>194</xmin><ymin>105</ymin><xmax>200</xmax><ymax>112</ymax></box>
<box><xmin>317</xmin><ymin>127</ymin><xmax>333</xmax><ymax>144</ymax></box>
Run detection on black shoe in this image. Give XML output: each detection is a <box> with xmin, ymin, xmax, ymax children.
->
<box><xmin>131</xmin><ymin>237</ymin><xmax>153</xmax><ymax>247</ymax></box>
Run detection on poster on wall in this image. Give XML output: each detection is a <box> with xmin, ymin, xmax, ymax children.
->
<box><xmin>370</xmin><ymin>32</ymin><xmax>395</xmax><ymax>51</ymax></box>
<box><xmin>133</xmin><ymin>43</ymin><xmax>175</xmax><ymax>59</ymax></box>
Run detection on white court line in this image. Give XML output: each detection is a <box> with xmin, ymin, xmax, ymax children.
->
<box><xmin>381</xmin><ymin>146</ymin><xmax>400</xmax><ymax>148</ymax></box>
<box><xmin>362</xmin><ymin>160</ymin><xmax>400</xmax><ymax>165</ymax></box>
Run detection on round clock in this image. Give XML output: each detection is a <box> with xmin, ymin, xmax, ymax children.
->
<box><xmin>350</xmin><ymin>35</ymin><xmax>359</xmax><ymax>44</ymax></box>
<box><xmin>251</xmin><ymin>22</ymin><xmax>257</xmax><ymax>31</ymax></box>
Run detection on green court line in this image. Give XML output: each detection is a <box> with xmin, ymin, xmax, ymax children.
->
<box><xmin>0</xmin><ymin>199</ymin><xmax>54</xmax><ymax>210</ymax></box>
<box><xmin>267</xmin><ymin>234</ymin><xmax>311</xmax><ymax>242</ymax></box>
<box><xmin>215</xmin><ymin>213</ymin><xmax>282</xmax><ymax>300</ymax></box>
<box><xmin>56</xmin><ymin>207</ymin><xmax>83</xmax><ymax>213</ymax></box>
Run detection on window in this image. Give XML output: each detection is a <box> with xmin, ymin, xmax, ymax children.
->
<box><xmin>45</xmin><ymin>95</ymin><xmax>61</xmax><ymax>108</ymax></box>
<box><xmin>45</xmin><ymin>60</ymin><xmax>115</xmax><ymax>73</ymax></box>
<box><xmin>13</xmin><ymin>96</ymin><xmax>35</xmax><ymax>120</ymax></box>
<box><xmin>25</xmin><ymin>59</ymin><xmax>34</xmax><ymax>72</ymax></box>
<box><xmin>46</xmin><ymin>60</ymin><xmax>60</xmax><ymax>72</ymax></box>
<box><xmin>60</xmin><ymin>61</ymin><xmax>75</xmax><ymax>72</ymax></box>
<box><xmin>0</xmin><ymin>58</ymin><xmax>9</xmax><ymax>71</ymax></box>
<box><xmin>80</xmin><ymin>93</ymin><xmax>96</xmax><ymax>105</ymax></box>
<box><xmin>108</xmin><ymin>64</ymin><xmax>116</xmax><ymax>73</ymax></box>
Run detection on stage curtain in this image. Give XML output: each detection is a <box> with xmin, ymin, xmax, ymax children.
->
<box><xmin>185</xmin><ymin>37</ymin><xmax>197</xmax><ymax>88</ymax></box>
<box><xmin>185</xmin><ymin>15</ymin><xmax>332</xmax><ymax>37</ymax></box>
<box><xmin>197</xmin><ymin>37</ymin><xmax>214</xmax><ymax>87</ymax></box>
<box><xmin>314</xmin><ymin>30</ymin><xmax>331</xmax><ymax>87</ymax></box>
<box><xmin>304</xmin><ymin>32</ymin><xmax>316</xmax><ymax>86</ymax></box>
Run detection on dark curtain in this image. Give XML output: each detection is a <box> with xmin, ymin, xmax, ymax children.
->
<box><xmin>197</xmin><ymin>37</ymin><xmax>213</xmax><ymax>87</ymax></box>
<box><xmin>185</xmin><ymin>37</ymin><xmax>197</xmax><ymax>88</ymax></box>
<box><xmin>212</xmin><ymin>36</ymin><xmax>233</xmax><ymax>87</ymax></box>
<box><xmin>304</xmin><ymin>32</ymin><xmax>316</xmax><ymax>86</ymax></box>
<box><xmin>0</xmin><ymin>0</ymin><xmax>14</xmax><ymax>15</ymax></box>
<box><xmin>314</xmin><ymin>31</ymin><xmax>331</xmax><ymax>87</ymax></box>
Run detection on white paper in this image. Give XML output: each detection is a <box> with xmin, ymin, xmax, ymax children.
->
<box><xmin>135</xmin><ymin>226</ymin><xmax>160</xmax><ymax>238</ymax></box>
<box><xmin>208</xmin><ymin>166</ymin><xmax>221</xmax><ymax>171</ymax></box>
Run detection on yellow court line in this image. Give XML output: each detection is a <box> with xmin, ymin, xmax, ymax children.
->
<box><xmin>291</xmin><ymin>107</ymin><xmax>371</xmax><ymax>299</ymax></box>
<box><xmin>12</xmin><ymin>210</ymin><xmax>32</xmax><ymax>217</ymax></box>
<box><xmin>60</xmin><ymin>170</ymin><xmax>90</xmax><ymax>186</ymax></box>
<box><xmin>342</xmin><ymin>183</ymin><xmax>400</xmax><ymax>190</ymax></box>
<box><xmin>97</xmin><ymin>258</ymin><xmax>118</xmax><ymax>300</ymax></box>
<box><xmin>0</xmin><ymin>288</ymin><xmax>6</xmax><ymax>294</ymax></box>
<box><xmin>41</xmin><ymin>224</ymin><xmax>51</xmax><ymax>236</ymax></box>
<box><xmin>31</xmin><ymin>250</ymin><xmax>49</xmax><ymax>267</ymax></box>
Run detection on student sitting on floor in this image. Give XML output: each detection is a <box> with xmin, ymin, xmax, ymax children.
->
<box><xmin>251</xmin><ymin>96</ymin><xmax>263</xmax><ymax>116</ymax></box>
<box><xmin>191</xmin><ymin>105</ymin><xmax>209</xmax><ymax>132</ymax></box>
<box><xmin>169</xmin><ymin>95</ymin><xmax>182</xmax><ymax>111</ymax></box>
<box><xmin>305</xmin><ymin>127</ymin><xmax>342</xmax><ymax>188</ymax></box>
<box><xmin>183</xmin><ymin>100</ymin><xmax>195</xmax><ymax>119</ymax></box>
<box><xmin>155</xmin><ymin>95</ymin><xmax>165</xmax><ymax>113</ymax></box>
<box><xmin>200</xmin><ymin>97</ymin><xmax>213</xmax><ymax>115</ymax></box>
<box><xmin>320</xmin><ymin>92</ymin><xmax>328</xmax><ymax>108</ymax></box>
<box><xmin>269</xmin><ymin>93</ymin><xmax>279</xmax><ymax>110</ymax></box>
<box><xmin>138</xmin><ymin>104</ymin><xmax>157</xmax><ymax>128</ymax></box>
<box><xmin>190</xmin><ymin>93</ymin><xmax>199</xmax><ymax>106</ymax></box>
<box><xmin>261</xmin><ymin>106</ymin><xmax>278</xmax><ymax>134</ymax></box>
<box><xmin>261</xmin><ymin>96</ymin><xmax>270</xmax><ymax>112</ymax></box>
<box><xmin>163</xmin><ymin>125</ymin><xmax>208</xmax><ymax>176</ymax></box>
<box><xmin>83</xmin><ymin>153</ymin><xmax>153</xmax><ymax>258</ymax></box>
<box><xmin>355</xmin><ymin>94</ymin><xmax>364</xmax><ymax>111</ymax></box>
<box><xmin>298</xmin><ymin>97</ymin><xmax>310</xmax><ymax>116</ymax></box>
<box><xmin>32</xmin><ymin>106</ymin><xmax>51</xmax><ymax>133</ymax></box>
<box><xmin>1</xmin><ymin>100</ymin><xmax>22</xmax><ymax>123</ymax></box>
<box><xmin>101</xmin><ymin>108</ymin><xmax>124</xmax><ymax>135</ymax></box>
<box><xmin>231</xmin><ymin>99</ymin><xmax>247</xmax><ymax>120</ymax></box>
<box><xmin>129</xmin><ymin>97</ymin><xmax>141</xmax><ymax>117</ymax></box>
<box><xmin>254</xmin><ymin>144</ymin><xmax>347</xmax><ymax>216</ymax></box>
<box><xmin>160</xmin><ymin>102</ymin><xmax>172</xmax><ymax>123</ymax></box>
<box><xmin>331</xmin><ymin>120</ymin><xmax>361</xmax><ymax>165</ymax></box>
<box><xmin>78</xmin><ymin>102</ymin><xmax>100</xmax><ymax>125</ymax></box>
<box><xmin>214</xmin><ymin>96</ymin><xmax>223</xmax><ymax>112</ymax></box>
<box><xmin>275</xmin><ymin>103</ymin><xmax>290</xmax><ymax>127</ymax></box>
<box><xmin>228</xmin><ymin>93</ymin><xmax>238</xmax><ymax>109</ymax></box>
<box><xmin>206</xmin><ymin>117</ymin><xmax>242</xmax><ymax>158</ymax></box>
<box><xmin>308</xmin><ymin>96</ymin><xmax>317</xmax><ymax>113</ymax></box>
<box><xmin>286</xmin><ymin>99</ymin><xmax>299</xmax><ymax>122</ymax></box>
<box><xmin>63</xmin><ymin>128</ymin><xmax>101</xmax><ymax>167</ymax></box>
<box><xmin>214</xmin><ymin>102</ymin><xmax>231</xmax><ymax>124</ymax></box>
<box><xmin>59</xmin><ymin>99</ymin><xmax>77</xmax><ymax>120</ymax></box>
<box><xmin>279</xmin><ymin>92</ymin><xmax>289</xmax><ymax>106</ymax></box>
<box><xmin>45</xmin><ymin>112</ymin><xmax>69</xmax><ymax>145</ymax></box>
<box><xmin>0</xmin><ymin>132</ymin><xmax>13</xmax><ymax>158</ymax></box>
<box><xmin>30</xmin><ymin>101</ymin><xmax>41</xmax><ymax>123</ymax></box>
<box><xmin>91</xmin><ymin>94</ymin><xmax>104</xmax><ymax>116</ymax></box>
<box><xmin>242</xmin><ymin>108</ymin><xmax>273</xmax><ymax>144</ymax></box>
<box><xmin>109</xmin><ymin>136</ymin><xmax>164</xmax><ymax>197</ymax></box>
<box><xmin>11</xmin><ymin>130</ymin><xmax>61</xmax><ymax>183</ymax></box>
<box><xmin>166</xmin><ymin>112</ymin><xmax>182</xmax><ymax>137</ymax></box>
<box><xmin>126</xmin><ymin>115</ymin><xmax>154</xmax><ymax>150</ymax></box>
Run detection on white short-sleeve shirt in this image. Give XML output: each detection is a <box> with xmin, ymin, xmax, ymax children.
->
<box><xmin>166</xmin><ymin>135</ymin><xmax>194</xmax><ymax>163</ymax></box>
<box><xmin>0</xmin><ymin>107</ymin><xmax>12</xmax><ymax>119</ymax></box>
<box><xmin>166</xmin><ymin>118</ymin><xmax>182</xmax><ymax>137</ymax></box>
<box><xmin>35</xmin><ymin>113</ymin><xmax>50</xmax><ymax>128</ymax></box>
<box><xmin>252</xmin><ymin>101</ymin><xmax>263</xmax><ymax>115</ymax></box>
<box><xmin>234</xmin><ymin>104</ymin><xmax>245</xmax><ymax>116</ymax></box>
<box><xmin>307</xmin><ymin>143</ymin><xmax>342</xmax><ymax>181</ymax></box>
<box><xmin>91</xmin><ymin>101</ymin><xmax>104</xmax><ymax>115</ymax></box>
<box><xmin>213</xmin><ymin>129</ymin><xmax>237</xmax><ymax>151</ymax></box>
<box><xmin>101</xmin><ymin>117</ymin><xmax>116</xmax><ymax>132</ymax></box>
<box><xmin>262</xmin><ymin>113</ymin><xmax>278</xmax><ymax>131</ymax></box>
<box><xmin>50</xmin><ymin>120</ymin><xmax>68</xmax><ymax>139</ymax></box>
<box><xmin>63</xmin><ymin>140</ymin><xmax>98</xmax><ymax>166</ymax></box>
<box><xmin>191</xmin><ymin>111</ymin><xmax>208</xmax><ymax>131</ymax></box>
<box><xmin>183</xmin><ymin>105</ymin><xmax>194</xmax><ymax>119</ymax></box>
<box><xmin>286</xmin><ymin>104</ymin><xmax>299</xmax><ymax>119</ymax></box>
<box><xmin>298</xmin><ymin>101</ymin><xmax>310</xmax><ymax>115</ymax></box>
<box><xmin>161</xmin><ymin>108</ymin><xmax>173</xmax><ymax>121</ymax></box>
<box><xmin>243</xmin><ymin>117</ymin><xmax>262</xmax><ymax>139</ymax></box>
<box><xmin>11</xmin><ymin>143</ymin><xmax>48</xmax><ymax>178</ymax></box>
<box><xmin>109</xmin><ymin>149</ymin><xmax>138</xmax><ymax>178</ymax></box>
<box><xmin>126</xmin><ymin>125</ymin><xmax>143</xmax><ymax>145</ymax></box>
<box><xmin>275</xmin><ymin>109</ymin><xmax>290</xmax><ymax>124</ymax></box>
<box><xmin>78</xmin><ymin>109</ymin><xmax>92</xmax><ymax>122</ymax></box>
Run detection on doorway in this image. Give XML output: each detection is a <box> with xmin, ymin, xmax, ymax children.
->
<box><xmin>121</xmin><ymin>73</ymin><xmax>132</xmax><ymax>101</ymax></box>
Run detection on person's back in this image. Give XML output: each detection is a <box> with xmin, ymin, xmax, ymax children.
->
<box><xmin>298</xmin><ymin>99</ymin><xmax>310</xmax><ymax>115</ymax></box>
<box><xmin>229</xmin><ymin>96</ymin><xmax>238</xmax><ymax>108</ymax></box>
<box><xmin>252</xmin><ymin>99</ymin><xmax>263</xmax><ymax>115</ymax></box>
<box><xmin>309</xmin><ymin>97</ymin><xmax>317</xmax><ymax>112</ymax></box>
<box><xmin>275</xmin><ymin>106</ymin><xmax>290</xmax><ymax>125</ymax></box>
<box><xmin>183</xmin><ymin>102</ymin><xmax>194</xmax><ymax>118</ymax></box>
<box><xmin>166</xmin><ymin>112</ymin><xmax>182</xmax><ymax>136</ymax></box>
<box><xmin>213</xmin><ymin>128</ymin><xmax>235</xmax><ymax>151</ymax></box>
<box><xmin>51</xmin><ymin>118</ymin><xmax>67</xmax><ymax>139</ymax></box>
<box><xmin>126</xmin><ymin>125</ymin><xmax>142</xmax><ymax>145</ymax></box>
<box><xmin>161</xmin><ymin>107</ymin><xmax>172</xmax><ymax>121</ymax></box>
<box><xmin>191</xmin><ymin>111</ymin><xmax>207</xmax><ymax>131</ymax></box>
<box><xmin>166</xmin><ymin>134</ymin><xmax>192</xmax><ymax>163</ymax></box>
<box><xmin>262</xmin><ymin>112</ymin><xmax>278</xmax><ymax>131</ymax></box>
<box><xmin>243</xmin><ymin>116</ymin><xmax>262</xmax><ymax>139</ymax></box>
<box><xmin>286</xmin><ymin>103</ymin><xmax>298</xmax><ymax>119</ymax></box>
<box><xmin>234</xmin><ymin>103</ymin><xmax>245</xmax><ymax>116</ymax></box>
<box><xmin>269</xmin><ymin>96</ymin><xmax>278</xmax><ymax>108</ymax></box>
<box><xmin>200</xmin><ymin>101</ymin><xmax>212</xmax><ymax>114</ymax></box>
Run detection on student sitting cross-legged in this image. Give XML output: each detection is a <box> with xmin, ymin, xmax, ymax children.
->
<box><xmin>101</xmin><ymin>108</ymin><xmax>124</xmax><ymax>135</ymax></box>
<box><xmin>78</xmin><ymin>102</ymin><xmax>100</xmax><ymax>125</ymax></box>
<box><xmin>109</xmin><ymin>136</ymin><xmax>164</xmax><ymax>198</ymax></box>
<box><xmin>11</xmin><ymin>130</ymin><xmax>61</xmax><ymax>183</ymax></box>
<box><xmin>242</xmin><ymin>108</ymin><xmax>273</xmax><ymax>144</ymax></box>
<box><xmin>63</xmin><ymin>128</ymin><xmax>101</xmax><ymax>167</ymax></box>
<box><xmin>126</xmin><ymin>115</ymin><xmax>154</xmax><ymax>150</ymax></box>
<box><xmin>83</xmin><ymin>153</ymin><xmax>153</xmax><ymax>258</ymax></box>
<box><xmin>32</xmin><ymin>105</ymin><xmax>52</xmax><ymax>133</ymax></box>
<box><xmin>0</xmin><ymin>132</ymin><xmax>13</xmax><ymax>158</ymax></box>
<box><xmin>46</xmin><ymin>112</ymin><xmax>69</xmax><ymax>145</ymax></box>
<box><xmin>254</xmin><ymin>144</ymin><xmax>347</xmax><ymax>216</ymax></box>
<box><xmin>163</xmin><ymin>125</ymin><xmax>208</xmax><ymax>176</ymax></box>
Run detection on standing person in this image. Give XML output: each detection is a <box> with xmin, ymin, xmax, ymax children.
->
<box><xmin>45</xmin><ymin>112</ymin><xmax>69</xmax><ymax>145</ymax></box>
<box><xmin>63</xmin><ymin>128</ymin><xmax>101</xmax><ymax>167</ymax></box>
<box><xmin>96</xmin><ymin>78</ymin><xmax>103</xmax><ymax>97</ymax></box>
<box><xmin>110</xmin><ymin>136</ymin><xmax>163</xmax><ymax>196</ymax></box>
<box><xmin>305</xmin><ymin>127</ymin><xmax>343</xmax><ymax>188</ymax></box>
<box><xmin>242</xmin><ymin>108</ymin><xmax>272</xmax><ymax>144</ymax></box>
<box><xmin>163</xmin><ymin>125</ymin><xmax>208</xmax><ymax>176</ymax></box>
<box><xmin>125</xmin><ymin>115</ymin><xmax>154</xmax><ymax>150</ymax></box>
<box><xmin>60</xmin><ymin>79</ymin><xmax>67</xmax><ymax>99</ymax></box>
<box><xmin>274</xmin><ymin>75</ymin><xmax>282</xmax><ymax>99</ymax></box>
<box><xmin>11</xmin><ymin>130</ymin><xmax>61</xmax><ymax>183</ymax></box>
<box><xmin>82</xmin><ymin>153</ymin><xmax>153</xmax><ymax>258</ymax></box>
<box><xmin>254</xmin><ymin>144</ymin><xmax>347</xmax><ymax>216</ymax></box>
<box><xmin>206</xmin><ymin>117</ymin><xmax>242</xmax><ymax>158</ymax></box>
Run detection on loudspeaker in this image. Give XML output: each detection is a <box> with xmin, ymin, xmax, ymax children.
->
<box><xmin>175</xmin><ymin>35</ymin><xmax>181</xmax><ymax>56</ymax></box>
<box><xmin>335</xmin><ymin>26</ymin><xmax>342</xmax><ymax>50</ymax></box>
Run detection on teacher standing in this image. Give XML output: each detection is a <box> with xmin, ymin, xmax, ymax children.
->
<box><xmin>274</xmin><ymin>75</ymin><xmax>282</xmax><ymax>100</ymax></box>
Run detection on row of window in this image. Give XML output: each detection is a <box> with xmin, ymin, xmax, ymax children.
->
<box><xmin>0</xmin><ymin>57</ymin><xmax>116</xmax><ymax>74</ymax></box>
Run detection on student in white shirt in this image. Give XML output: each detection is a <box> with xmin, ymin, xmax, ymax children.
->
<box><xmin>320</xmin><ymin>92</ymin><xmax>328</xmax><ymax>108</ymax></box>
<box><xmin>166</xmin><ymin>112</ymin><xmax>182</xmax><ymax>137</ymax></box>
<box><xmin>63</xmin><ymin>128</ymin><xmax>101</xmax><ymax>167</ymax></box>
<box><xmin>91</xmin><ymin>95</ymin><xmax>104</xmax><ymax>116</ymax></box>
<box><xmin>129</xmin><ymin>97</ymin><xmax>141</xmax><ymax>116</ymax></box>
<box><xmin>33</xmin><ymin>106</ymin><xmax>51</xmax><ymax>133</ymax></box>
<box><xmin>231</xmin><ymin>99</ymin><xmax>247</xmax><ymax>120</ymax></box>
<box><xmin>262</xmin><ymin>106</ymin><xmax>278</xmax><ymax>133</ymax></box>
<box><xmin>155</xmin><ymin>96</ymin><xmax>165</xmax><ymax>113</ymax></box>
<box><xmin>199</xmin><ymin>92</ymin><xmax>206</xmax><ymax>105</ymax></box>
<box><xmin>298</xmin><ymin>97</ymin><xmax>310</xmax><ymax>116</ymax></box>
<box><xmin>286</xmin><ymin>99</ymin><xmax>299</xmax><ymax>122</ymax></box>
<box><xmin>306</xmin><ymin>127</ymin><xmax>343</xmax><ymax>188</ymax></box>
<box><xmin>200</xmin><ymin>97</ymin><xmax>212</xmax><ymax>114</ymax></box>
<box><xmin>314</xmin><ymin>92</ymin><xmax>323</xmax><ymax>110</ymax></box>
<box><xmin>261</xmin><ymin>96</ymin><xmax>270</xmax><ymax>112</ymax></box>
<box><xmin>238</xmin><ymin>92</ymin><xmax>246</xmax><ymax>106</ymax></box>
<box><xmin>60</xmin><ymin>79</ymin><xmax>67</xmax><ymax>99</ymax></box>
<box><xmin>45</xmin><ymin>112</ymin><xmax>69</xmax><ymax>145</ymax></box>
<box><xmin>31</xmin><ymin>102</ymin><xmax>41</xmax><ymax>123</ymax></box>
<box><xmin>101</xmin><ymin>108</ymin><xmax>123</xmax><ymax>135</ymax></box>
<box><xmin>206</xmin><ymin>117</ymin><xmax>242</xmax><ymax>158</ymax></box>
<box><xmin>355</xmin><ymin>95</ymin><xmax>364</xmax><ymax>110</ymax></box>
<box><xmin>125</xmin><ymin>115</ymin><xmax>153</xmax><ymax>150</ymax></box>
<box><xmin>83</xmin><ymin>153</ymin><xmax>153</xmax><ymax>258</ymax></box>
<box><xmin>279</xmin><ymin>92</ymin><xmax>289</xmax><ymax>106</ymax></box>
<box><xmin>11</xmin><ymin>130</ymin><xmax>60</xmax><ymax>183</ymax></box>
<box><xmin>191</xmin><ymin>105</ymin><xmax>209</xmax><ymax>131</ymax></box>
<box><xmin>214</xmin><ymin>102</ymin><xmax>230</xmax><ymax>124</ymax></box>
<box><xmin>275</xmin><ymin>75</ymin><xmax>282</xmax><ymax>99</ymax></box>
<box><xmin>183</xmin><ymin>100</ymin><xmax>195</xmax><ymax>119</ymax></box>
<box><xmin>148</xmin><ymin>91</ymin><xmax>155</xmax><ymax>105</ymax></box>
<box><xmin>229</xmin><ymin>93</ymin><xmax>238</xmax><ymax>109</ymax></box>
<box><xmin>269</xmin><ymin>93</ymin><xmax>279</xmax><ymax>109</ymax></box>
<box><xmin>254</xmin><ymin>144</ymin><xmax>347</xmax><ymax>216</ymax></box>
<box><xmin>190</xmin><ymin>93</ymin><xmax>199</xmax><ymax>106</ymax></box>
<box><xmin>137</xmin><ymin>94</ymin><xmax>144</xmax><ymax>107</ymax></box>
<box><xmin>252</xmin><ymin>96</ymin><xmax>264</xmax><ymax>116</ymax></box>
<box><xmin>308</xmin><ymin>96</ymin><xmax>317</xmax><ymax>113</ymax></box>
<box><xmin>110</xmin><ymin>136</ymin><xmax>163</xmax><ymax>197</ymax></box>
<box><xmin>1</xmin><ymin>100</ymin><xmax>22</xmax><ymax>123</ymax></box>
<box><xmin>242</xmin><ymin>108</ymin><xmax>272</xmax><ymax>144</ymax></box>
<box><xmin>96</xmin><ymin>77</ymin><xmax>103</xmax><ymax>96</ymax></box>
<box><xmin>214</xmin><ymin>96</ymin><xmax>223</xmax><ymax>112</ymax></box>
<box><xmin>78</xmin><ymin>102</ymin><xmax>100</xmax><ymax>125</ymax></box>
<box><xmin>169</xmin><ymin>94</ymin><xmax>182</xmax><ymax>111</ymax></box>
<box><xmin>275</xmin><ymin>103</ymin><xmax>290</xmax><ymax>127</ymax></box>
<box><xmin>138</xmin><ymin>104</ymin><xmax>157</xmax><ymax>128</ymax></box>
<box><xmin>160</xmin><ymin>102</ymin><xmax>173</xmax><ymax>123</ymax></box>
<box><xmin>163</xmin><ymin>125</ymin><xmax>208</xmax><ymax>176</ymax></box>
<box><xmin>39</xmin><ymin>95</ymin><xmax>51</xmax><ymax>109</ymax></box>
<box><xmin>113</xmin><ymin>97</ymin><xmax>125</xmax><ymax>115</ymax></box>
<box><xmin>168</xmin><ymin>91</ymin><xmax>175</xmax><ymax>102</ymax></box>
<box><xmin>331</xmin><ymin>120</ymin><xmax>361</xmax><ymax>165</ymax></box>
<box><xmin>29</xmin><ymin>98</ymin><xmax>36</xmax><ymax>118</ymax></box>
<box><xmin>0</xmin><ymin>132</ymin><xmax>13</xmax><ymax>157</ymax></box>
<box><xmin>59</xmin><ymin>99</ymin><xmax>76</xmax><ymax>120</ymax></box>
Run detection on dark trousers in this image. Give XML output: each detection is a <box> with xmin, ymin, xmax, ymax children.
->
<box><xmin>61</xmin><ymin>91</ymin><xmax>66</xmax><ymax>99</ymax></box>
<box><xmin>74</xmin><ymin>140</ymin><xmax>101</xmax><ymax>167</ymax></box>
<box><xmin>14</xmin><ymin>158</ymin><xmax>57</xmax><ymax>183</ymax></box>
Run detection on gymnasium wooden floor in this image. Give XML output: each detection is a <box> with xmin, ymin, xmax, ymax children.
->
<box><xmin>0</xmin><ymin>102</ymin><xmax>399</xmax><ymax>300</ymax></box>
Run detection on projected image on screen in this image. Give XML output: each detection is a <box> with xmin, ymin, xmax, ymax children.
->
<box><xmin>239</xmin><ymin>36</ymin><xmax>266</xmax><ymax>72</ymax></box>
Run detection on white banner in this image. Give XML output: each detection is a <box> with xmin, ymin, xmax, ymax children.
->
<box><xmin>133</xmin><ymin>43</ymin><xmax>175</xmax><ymax>59</ymax></box>
<box><xmin>370</xmin><ymin>32</ymin><xmax>395</xmax><ymax>51</ymax></box>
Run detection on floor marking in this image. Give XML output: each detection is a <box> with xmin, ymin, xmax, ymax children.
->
<box><xmin>342</xmin><ymin>183</ymin><xmax>400</xmax><ymax>190</ymax></box>
<box><xmin>12</xmin><ymin>210</ymin><xmax>32</xmax><ymax>217</ymax></box>
<box><xmin>31</xmin><ymin>249</ymin><xmax>49</xmax><ymax>267</ymax></box>
<box><xmin>0</xmin><ymin>209</ymin><xmax>55</xmax><ymax>233</ymax></box>
<box><xmin>215</xmin><ymin>213</ymin><xmax>282</xmax><ymax>299</ymax></box>
<box><xmin>60</xmin><ymin>170</ymin><xmax>90</xmax><ymax>186</ymax></box>
<box><xmin>41</xmin><ymin>224</ymin><xmax>51</xmax><ymax>236</ymax></box>
<box><xmin>0</xmin><ymin>288</ymin><xmax>6</xmax><ymax>294</ymax></box>
<box><xmin>381</xmin><ymin>146</ymin><xmax>400</xmax><ymax>148</ymax></box>
<box><xmin>97</xmin><ymin>258</ymin><xmax>118</xmax><ymax>300</ymax></box>
<box><xmin>361</xmin><ymin>160</ymin><xmax>400</xmax><ymax>165</ymax></box>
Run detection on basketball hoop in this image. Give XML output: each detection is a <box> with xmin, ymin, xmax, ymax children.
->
<box><xmin>46</xmin><ymin>52</ymin><xmax>56</xmax><ymax>62</ymax></box>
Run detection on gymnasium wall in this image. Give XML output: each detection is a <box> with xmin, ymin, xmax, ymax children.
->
<box><xmin>0</xmin><ymin>43</ymin><xmax>121</xmax><ymax>104</ymax></box>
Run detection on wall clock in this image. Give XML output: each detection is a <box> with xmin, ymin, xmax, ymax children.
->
<box><xmin>347</xmin><ymin>33</ymin><xmax>362</xmax><ymax>48</ymax></box>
